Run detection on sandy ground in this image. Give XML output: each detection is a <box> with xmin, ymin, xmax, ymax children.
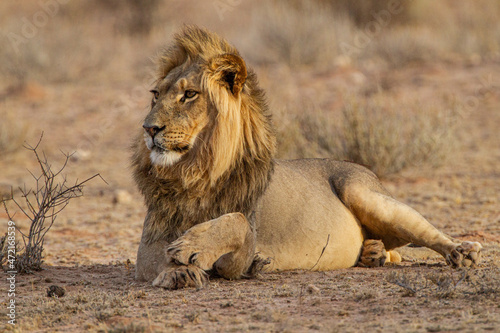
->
<box><xmin>0</xmin><ymin>59</ymin><xmax>498</xmax><ymax>332</ymax></box>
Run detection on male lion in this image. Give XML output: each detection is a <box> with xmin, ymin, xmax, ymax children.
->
<box><xmin>132</xmin><ymin>26</ymin><xmax>482</xmax><ymax>289</ymax></box>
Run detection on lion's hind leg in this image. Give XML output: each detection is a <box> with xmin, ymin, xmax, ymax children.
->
<box><xmin>167</xmin><ymin>213</ymin><xmax>258</xmax><ymax>280</ymax></box>
<box><xmin>338</xmin><ymin>179</ymin><xmax>481</xmax><ymax>268</ymax></box>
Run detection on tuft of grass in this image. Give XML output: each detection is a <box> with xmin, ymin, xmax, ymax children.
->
<box><xmin>369</xmin><ymin>27</ymin><xmax>444</xmax><ymax>68</ymax></box>
<box><xmin>387</xmin><ymin>269</ymin><xmax>500</xmax><ymax>299</ymax></box>
<box><xmin>275</xmin><ymin>94</ymin><xmax>458</xmax><ymax>177</ymax></box>
<box><xmin>107</xmin><ymin>323</ymin><xmax>147</xmax><ymax>333</ymax></box>
<box><xmin>248</xmin><ymin>1</ymin><xmax>355</xmax><ymax>68</ymax></box>
<box><xmin>88</xmin><ymin>0</ymin><xmax>160</xmax><ymax>36</ymax></box>
<box><xmin>325</xmin><ymin>0</ymin><xmax>414</xmax><ymax>27</ymax></box>
<box><xmin>335</xmin><ymin>96</ymin><xmax>457</xmax><ymax>176</ymax></box>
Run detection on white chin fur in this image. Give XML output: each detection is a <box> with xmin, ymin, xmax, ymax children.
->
<box><xmin>144</xmin><ymin>134</ymin><xmax>154</xmax><ymax>150</ymax></box>
<box><xmin>150</xmin><ymin>149</ymin><xmax>182</xmax><ymax>167</ymax></box>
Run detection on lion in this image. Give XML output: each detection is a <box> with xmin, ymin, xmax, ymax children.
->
<box><xmin>132</xmin><ymin>26</ymin><xmax>482</xmax><ymax>289</ymax></box>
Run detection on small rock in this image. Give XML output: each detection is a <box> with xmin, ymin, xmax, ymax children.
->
<box><xmin>47</xmin><ymin>285</ymin><xmax>65</xmax><ymax>298</ymax></box>
<box><xmin>306</xmin><ymin>284</ymin><xmax>320</xmax><ymax>294</ymax></box>
<box><xmin>113</xmin><ymin>190</ymin><xmax>133</xmax><ymax>204</ymax></box>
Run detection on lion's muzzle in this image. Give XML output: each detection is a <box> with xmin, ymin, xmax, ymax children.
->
<box><xmin>143</xmin><ymin>124</ymin><xmax>165</xmax><ymax>139</ymax></box>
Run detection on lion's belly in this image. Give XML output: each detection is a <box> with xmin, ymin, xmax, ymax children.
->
<box><xmin>255</xmin><ymin>159</ymin><xmax>364</xmax><ymax>271</ymax></box>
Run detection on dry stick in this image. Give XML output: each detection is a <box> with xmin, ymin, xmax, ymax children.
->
<box><xmin>2</xmin><ymin>133</ymin><xmax>107</xmax><ymax>272</ymax></box>
<box><xmin>309</xmin><ymin>234</ymin><xmax>330</xmax><ymax>271</ymax></box>
<box><xmin>392</xmin><ymin>280</ymin><xmax>417</xmax><ymax>294</ymax></box>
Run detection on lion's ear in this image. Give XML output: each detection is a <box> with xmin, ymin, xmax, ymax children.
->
<box><xmin>206</xmin><ymin>53</ymin><xmax>247</xmax><ymax>96</ymax></box>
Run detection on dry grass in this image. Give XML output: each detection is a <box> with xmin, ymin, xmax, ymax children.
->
<box><xmin>0</xmin><ymin>16</ymin><xmax>109</xmax><ymax>84</ymax></box>
<box><xmin>1</xmin><ymin>0</ymin><xmax>498</xmax><ymax>85</ymax></box>
<box><xmin>246</xmin><ymin>0</ymin><xmax>500</xmax><ymax>69</ymax></box>
<box><xmin>274</xmin><ymin>93</ymin><xmax>458</xmax><ymax>176</ymax></box>
<box><xmin>0</xmin><ymin>0</ymin><xmax>161</xmax><ymax>86</ymax></box>
<box><xmin>5</xmin><ymin>263</ymin><xmax>499</xmax><ymax>332</ymax></box>
<box><xmin>335</xmin><ymin>96</ymin><xmax>457</xmax><ymax>176</ymax></box>
<box><xmin>15</xmin><ymin>287</ymin><xmax>148</xmax><ymax>332</ymax></box>
<box><xmin>247</xmin><ymin>1</ymin><xmax>355</xmax><ymax>68</ymax></box>
<box><xmin>387</xmin><ymin>268</ymin><xmax>500</xmax><ymax>299</ymax></box>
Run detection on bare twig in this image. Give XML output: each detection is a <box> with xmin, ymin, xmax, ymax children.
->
<box><xmin>1</xmin><ymin>134</ymin><xmax>105</xmax><ymax>273</ymax></box>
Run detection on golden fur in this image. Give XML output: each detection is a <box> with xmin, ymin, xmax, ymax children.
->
<box><xmin>133</xmin><ymin>26</ymin><xmax>482</xmax><ymax>288</ymax></box>
<box><xmin>132</xmin><ymin>26</ymin><xmax>275</xmax><ymax>245</ymax></box>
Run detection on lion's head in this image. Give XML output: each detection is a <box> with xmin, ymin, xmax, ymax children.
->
<box><xmin>133</xmin><ymin>26</ymin><xmax>276</xmax><ymax>242</ymax></box>
<box><xmin>139</xmin><ymin>26</ymin><xmax>274</xmax><ymax>186</ymax></box>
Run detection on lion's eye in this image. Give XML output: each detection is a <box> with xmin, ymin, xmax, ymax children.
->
<box><xmin>179</xmin><ymin>90</ymin><xmax>198</xmax><ymax>103</ymax></box>
<box><xmin>184</xmin><ymin>90</ymin><xmax>197</xmax><ymax>99</ymax></box>
<box><xmin>150</xmin><ymin>89</ymin><xmax>160</xmax><ymax>102</ymax></box>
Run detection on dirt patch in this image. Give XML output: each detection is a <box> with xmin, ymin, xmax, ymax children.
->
<box><xmin>3</xmin><ymin>262</ymin><xmax>499</xmax><ymax>332</ymax></box>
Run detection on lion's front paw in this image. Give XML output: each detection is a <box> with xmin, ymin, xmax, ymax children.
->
<box><xmin>446</xmin><ymin>241</ymin><xmax>482</xmax><ymax>268</ymax></box>
<box><xmin>152</xmin><ymin>265</ymin><xmax>208</xmax><ymax>290</ymax></box>
<box><xmin>357</xmin><ymin>239</ymin><xmax>387</xmax><ymax>268</ymax></box>
<box><xmin>244</xmin><ymin>255</ymin><xmax>272</xmax><ymax>278</ymax></box>
<box><xmin>167</xmin><ymin>229</ymin><xmax>219</xmax><ymax>270</ymax></box>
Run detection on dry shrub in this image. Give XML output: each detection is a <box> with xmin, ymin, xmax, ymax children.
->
<box><xmin>387</xmin><ymin>269</ymin><xmax>500</xmax><ymax>299</ymax></box>
<box><xmin>325</xmin><ymin>0</ymin><xmax>414</xmax><ymax>26</ymax></box>
<box><xmin>336</xmin><ymin>96</ymin><xmax>456</xmax><ymax>176</ymax></box>
<box><xmin>248</xmin><ymin>1</ymin><xmax>355</xmax><ymax>68</ymax></box>
<box><xmin>0</xmin><ymin>0</ymin><xmax>162</xmax><ymax>86</ymax></box>
<box><xmin>369</xmin><ymin>1</ymin><xmax>500</xmax><ymax>67</ymax></box>
<box><xmin>88</xmin><ymin>0</ymin><xmax>160</xmax><ymax>36</ymax></box>
<box><xmin>1</xmin><ymin>136</ymin><xmax>103</xmax><ymax>273</ymax></box>
<box><xmin>369</xmin><ymin>27</ymin><xmax>444</xmax><ymax>67</ymax></box>
<box><xmin>275</xmin><ymin>94</ymin><xmax>457</xmax><ymax>177</ymax></box>
<box><xmin>249</xmin><ymin>0</ymin><xmax>500</xmax><ymax>69</ymax></box>
<box><xmin>0</xmin><ymin>19</ymin><xmax>112</xmax><ymax>84</ymax></box>
<box><xmin>407</xmin><ymin>0</ymin><xmax>500</xmax><ymax>57</ymax></box>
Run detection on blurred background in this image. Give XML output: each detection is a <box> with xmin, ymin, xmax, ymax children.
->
<box><xmin>1</xmin><ymin>0</ymin><xmax>499</xmax><ymax>176</ymax></box>
<box><xmin>0</xmin><ymin>0</ymin><xmax>498</xmax><ymax>265</ymax></box>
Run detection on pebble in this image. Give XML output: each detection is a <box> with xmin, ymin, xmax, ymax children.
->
<box><xmin>113</xmin><ymin>190</ymin><xmax>133</xmax><ymax>204</ymax></box>
<box><xmin>306</xmin><ymin>284</ymin><xmax>320</xmax><ymax>294</ymax></box>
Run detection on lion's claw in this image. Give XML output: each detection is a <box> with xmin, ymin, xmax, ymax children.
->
<box><xmin>188</xmin><ymin>252</ymin><xmax>198</xmax><ymax>264</ymax></box>
<box><xmin>152</xmin><ymin>265</ymin><xmax>207</xmax><ymax>290</ymax></box>
<box><xmin>446</xmin><ymin>241</ymin><xmax>482</xmax><ymax>268</ymax></box>
<box><xmin>166</xmin><ymin>229</ymin><xmax>220</xmax><ymax>270</ymax></box>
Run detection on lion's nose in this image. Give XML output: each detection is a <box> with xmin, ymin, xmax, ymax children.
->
<box><xmin>143</xmin><ymin>124</ymin><xmax>165</xmax><ymax>138</ymax></box>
